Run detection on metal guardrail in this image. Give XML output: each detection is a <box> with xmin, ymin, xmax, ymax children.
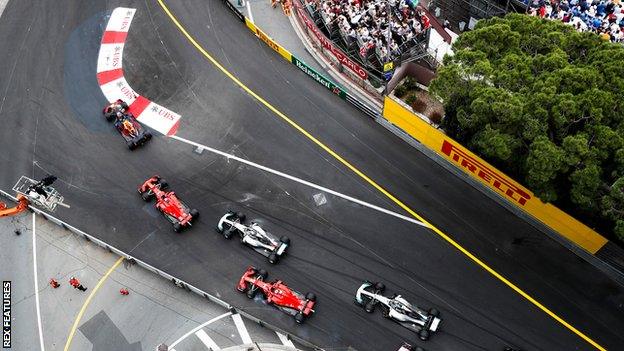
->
<box><xmin>0</xmin><ymin>189</ymin><xmax>323</xmax><ymax>351</ymax></box>
<box><xmin>345</xmin><ymin>94</ymin><xmax>380</xmax><ymax>119</ymax></box>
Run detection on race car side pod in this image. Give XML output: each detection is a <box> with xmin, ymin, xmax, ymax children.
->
<box><xmin>0</xmin><ymin>194</ymin><xmax>29</xmax><ymax>218</ymax></box>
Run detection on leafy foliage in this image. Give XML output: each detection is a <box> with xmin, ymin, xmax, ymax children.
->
<box><xmin>430</xmin><ymin>14</ymin><xmax>624</xmax><ymax>242</ymax></box>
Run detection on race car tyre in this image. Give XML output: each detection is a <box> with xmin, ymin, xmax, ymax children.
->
<box><xmin>268</xmin><ymin>253</ymin><xmax>279</xmax><ymax>264</ymax></box>
<box><xmin>119</xmin><ymin>101</ymin><xmax>129</xmax><ymax>110</ymax></box>
<box><xmin>141</xmin><ymin>191</ymin><xmax>153</xmax><ymax>201</ymax></box>
<box><xmin>381</xmin><ymin>306</ymin><xmax>390</xmax><ymax>318</ymax></box>
<box><xmin>236</xmin><ymin>212</ymin><xmax>246</xmax><ymax>222</ymax></box>
<box><xmin>305</xmin><ymin>292</ymin><xmax>316</xmax><ymax>301</ymax></box>
<box><xmin>190</xmin><ymin>209</ymin><xmax>199</xmax><ymax>220</ymax></box>
<box><xmin>419</xmin><ymin>329</ymin><xmax>430</xmax><ymax>341</ymax></box>
<box><xmin>364</xmin><ymin>301</ymin><xmax>375</xmax><ymax>313</ymax></box>
<box><xmin>173</xmin><ymin>223</ymin><xmax>182</xmax><ymax>233</ymax></box>
<box><xmin>280</xmin><ymin>236</ymin><xmax>290</xmax><ymax>245</ymax></box>
<box><xmin>224</xmin><ymin>227</ymin><xmax>234</xmax><ymax>239</ymax></box>
<box><xmin>294</xmin><ymin>312</ymin><xmax>305</xmax><ymax>324</ymax></box>
<box><xmin>236</xmin><ymin>284</ymin><xmax>248</xmax><ymax>293</ymax></box>
<box><xmin>374</xmin><ymin>282</ymin><xmax>385</xmax><ymax>292</ymax></box>
<box><xmin>258</xmin><ymin>269</ymin><xmax>268</xmax><ymax>279</ymax></box>
<box><xmin>246</xmin><ymin>287</ymin><xmax>257</xmax><ymax>299</ymax></box>
<box><xmin>145</xmin><ymin>131</ymin><xmax>152</xmax><ymax>140</ymax></box>
<box><xmin>105</xmin><ymin>113</ymin><xmax>115</xmax><ymax>122</ymax></box>
<box><xmin>127</xmin><ymin>140</ymin><xmax>137</xmax><ymax>150</ymax></box>
<box><xmin>429</xmin><ymin>308</ymin><xmax>440</xmax><ymax>317</ymax></box>
<box><xmin>248</xmin><ymin>266</ymin><xmax>258</xmax><ymax>274</ymax></box>
<box><xmin>158</xmin><ymin>179</ymin><xmax>169</xmax><ymax>189</ymax></box>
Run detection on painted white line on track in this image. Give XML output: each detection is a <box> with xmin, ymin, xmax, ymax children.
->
<box><xmin>231</xmin><ymin>313</ymin><xmax>252</xmax><ymax>344</ymax></box>
<box><xmin>171</xmin><ymin>135</ymin><xmax>428</xmax><ymax>228</ymax></box>
<box><xmin>0</xmin><ymin>0</ymin><xmax>9</xmax><ymax>18</ymax></box>
<box><xmin>276</xmin><ymin>332</ymin><xmax>295</xmax><ymax>348</ymax></box>
<box><xmin>195</xmin><ymin>329</ymin><xmax>221</xmax><ymax>350</ymax></box>
<box><xmin>32</xmin><ymin>213</ymin><xmax>46</xmax><ymax>351</ymax></box>
<box><xmin>169</xmin><ymin>312</ymin><xmax>232</xmax><ymax>348</ymax></box>
<box><xmin>246</xmin><ymin>1</ymin><xmax>254</xmax><ymax>23</ymax></box>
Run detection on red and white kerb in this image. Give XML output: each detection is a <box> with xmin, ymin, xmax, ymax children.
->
<box><xmin>97</xmin><ymin>8</ymin><xmax>180</xmax><ymax>136</ymax></box>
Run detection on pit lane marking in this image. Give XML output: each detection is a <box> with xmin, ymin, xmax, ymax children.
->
<box><xmin>276</xmin><ymin>332</ymin><xmax>295</xmax><ymax>347</ymax></box>
<box><xmin>168</xmin><ymin>312</ymin><xmax>232</xmax><ymax>349</ymax></box>
<box><xmin>63</xmin><ymin>257</ymin><xmax>124</xmax><ymax>351</ymax></box>
<box><xmin>195</xmin><ymin>329</ymin><xmax>221</xmax><ymax>350</ymax></box>
<box><xmin>156</xmin><ymin>1</ymin><xmax>606</xmax><ymax>350</ymax></box>
<box><xmin>232</xmin><ymin>312</ymin><xmax>252</xmax><ymax>344</ymax></box>
<box><xmin>32</xmin><ymin>214</ymin><xmax>46</xmax><ymax>351</ymax></box>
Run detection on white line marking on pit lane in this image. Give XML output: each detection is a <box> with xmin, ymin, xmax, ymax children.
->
<box><xmin>33</xmin><ymin>214</ymin><xmax>46</xmax><ymax>351</ymax></box>
<box><xmin>171</xmin><ymin>135</ymin><xmax>428</xmax><ymax>228</ymax></box>
<box><xmin>246</xmin><ymin>1</ymin><xmax>254</xmax><ymax>23</ymax></box>
<box><xmin>169</xmin><ymin>312</ymin><xmax>232</xmax><ymax>348</ymax></box>
<box><xmin>276</xmin><ymin>332</ymin><xmax>295</xmax><ymax>348</ymax></box>
<box><xmin>231</xmin><ymin>313</ymin><xmax>252</xmax><ymax>344</ymax></box>
<box><xmin>195</xmin><ymin>329</ymin><xmax>221</xmax><ymax>350</ymax></box>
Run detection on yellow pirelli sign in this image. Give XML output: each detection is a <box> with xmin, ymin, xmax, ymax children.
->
<box><xmin>383</xmin><ymin>96</ymin><xmax>608</xmax><ymax>254</ymax></box>
<box><xmin>245</xmin><ymin>18</ymin><xmax>293</xmax><ymax>62</ymax></box>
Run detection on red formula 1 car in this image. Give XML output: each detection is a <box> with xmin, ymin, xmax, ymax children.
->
<box><xmin>103</xmin><ymin>99</ymin><xmax>151</xmax><ymax>150</ymax></box>
<box><xmin>138</xmin><ymin>175</ymin><xmax>199</xmax><ymax>232</ymax></box>
<box><xmin>237</xmin><ymin>266</ymin><xmax>316</xmax><ymax>324</ymax></box>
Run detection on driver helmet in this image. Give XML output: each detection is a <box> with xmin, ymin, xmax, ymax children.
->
<box><xmin>116</xmin><ymin>111</ymin><xmax>123</xmax><ymax>118</ymax></box>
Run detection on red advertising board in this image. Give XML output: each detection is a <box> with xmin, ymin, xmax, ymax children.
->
<box><xmin>294</xmin><ymin>2</ymin><xmax>368</xmax><ymax>80</ymax></box>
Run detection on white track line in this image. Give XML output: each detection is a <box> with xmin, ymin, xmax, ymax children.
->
<box><xmin>276</xmin><ymin>332</ymin><xmax>295</xmax><ymax>348</ymax></box>
<box><xmin>246</xmin><ymin>1</ymin><xmax>254</xmax><ymax>23</ymax></box>
<box><xmin>169</xmin><ymin>312</ymin><xmax>232</xmax><ymax>348</ymax></box>
<box><xmin>231</xmin><ymin>313</ymin><xmax>252</xmax><ymax>344</ymax></box>
<box><xmin>32</xmin><ymin>213</ymin><xmax>45</xmax><ymax>351</ymax></box>
<box><xmin>171</xmin><ymin>135</ymin><xmax>428</xmax><ymax>228</ymax></box>
<box><xmin>195</xmin><ymin>329</ymin><xmax>221</xmax><ymax>350</ymax></box>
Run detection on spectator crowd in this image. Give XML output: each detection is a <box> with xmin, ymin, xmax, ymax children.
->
<box><xmin>307</xmin><ymin>0</ymin><xmax>432</xmax><ymax>64</ymax></box>
<box><xmin>526</xmin><ymin>0</ymin><xmax>624</xmax><ymax>42</ymax></box>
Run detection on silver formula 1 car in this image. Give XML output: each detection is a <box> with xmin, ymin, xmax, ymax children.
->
<box><xmin>216</xmin><ymin>211</ymin><xmax>290</xmax><ymax>264</ymax></box>
<box><xmin>355</xmin><ymin>282</ymin><xmax>442</xmax><ymax>341</ymax></box>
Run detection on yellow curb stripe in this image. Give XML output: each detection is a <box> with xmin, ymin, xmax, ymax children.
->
<box><xmin>63</xmin><ymin>257</ymin><xmax>124</xmax><ymax>351</ymax></box>
<box><xmin>154</xmin><ymin>1</ymin><xmax>607</xmax><ymax>349</ymax></box>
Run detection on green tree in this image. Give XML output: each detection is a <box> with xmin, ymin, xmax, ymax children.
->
<box><xmin>430</xmin><ymin>13</ymin><xmax>624</xmax><ymax>243</ymax></box>
<box><xmin>602</xmin><ymin>178</ymin><xmax>624</xmax><ymax>241</ymax></box>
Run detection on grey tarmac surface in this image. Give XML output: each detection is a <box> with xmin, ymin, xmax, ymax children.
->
<box><xmin>0</xmin><ymin>1</ymin><xmax>623</xmax><ymax>350</ymax></box>
<box><xmin>0</xmin><ymin>206</ymin><xmax>306</xmax><ymax>351</ymax></box>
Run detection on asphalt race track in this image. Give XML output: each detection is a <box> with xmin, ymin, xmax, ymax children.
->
<box><xmin>1</xmin><ymin>1</ymin><xmax>623</xmax><ymax>350</ymax></box>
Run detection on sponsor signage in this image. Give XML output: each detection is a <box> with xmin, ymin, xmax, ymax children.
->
<box><xmin>105</xmin><ymin>8</ymin><xmax>136</xmax><ymax>32</ymax></box>
<box><xmin>255</xmin><ymin>28</ymin><xmax>280</xmax><ymax>53</ymax></box>
<box><xmin>292</xmin><ymin>56</ymin><xmax>346</xmax><ymax>99</ymax></box>
<box><xmin>294</xmin><ymin>3</ymin><xmax>368</xmax><ymax>80</ymax></box>
<box><xmin>441</xmin><ymin>140</ymin><xmax>531</xmax><ymax>206</ymax></box>
<box><xmin>245</xmin><ymin>19</ymin><xmax>292</xmax><ymax>61</ymax></box>
<box><xmin>384</xmin><ymin>96</ymin><xmax>609</xmax><ymax>253</ymax></box>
